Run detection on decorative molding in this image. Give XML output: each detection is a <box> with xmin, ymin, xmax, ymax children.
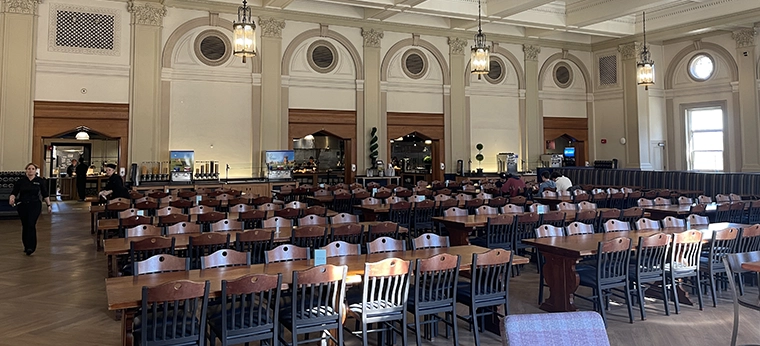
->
<box><xmin>732</xmin><ymin>28</ymin><xmax>756</xmax><ymax>48</ymax></box>
<box><xmin>37</xmin><ymin>60</ymin><xmax>130</xmax><ymax>77</ymax></box>
<box><xmin>593</xmin><ymin>89</ymin><xmax>624</xmax><ymax>101</ymax></box>
<box><xmin>161</xmin><ymin>67</ymin><xmax>254</xmax><ymax>84</ymax></box>
<box><xmin>447</xmin><ymin>37</ymin><xmax>466</xmax><ymax>55</ymax></box>
<box><xmin>361</xmin><ymin>28</ymin><xmax>383</xmax><ymax>48</ymax></box>
<box><xmin>47</xmin><ymin>3</ymin><xmax>122</xmax><ymax>56</ymax></box>
<box><xmin>259</xmin><ymin>17</ymin><xmax>285</xmax><ymax>38</ymax></box>
<box><xmin>128</xmin><ymin>1</ymin><xmax>166</xmax><ymax>26</ymax></box>
<box><xmin>618</xmin><ymin>43</ymin><xmax>637</xmax><ymax>60</ymax></box>
<box><xmin>3</xmin><ymin>0</ymin><xmax>41</xmax><ymax>14</ymax></box>
<box><xmin>523</xmin><ymin>44</ymin><xmax>540</xmax><ymax>61</ymax></box>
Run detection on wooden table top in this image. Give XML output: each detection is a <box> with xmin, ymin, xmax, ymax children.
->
<box><xmin>522</xmin><ymin>222</ymin><xmax>748</xmax><ymax>257</ymax></box>
<box><xmin>741</xmin><ymin>261</ymin><xmax>760</xmax><ymax>272</ymax></box>
<box><xmin>431</xmin><ymin>209</ymin><xmax>614</xmax><ymax>228</ymax></box>
<box><xmin>355</xmin><ymin>200</ymin><xmax>468</xmax><ymax>213</ymax></box>
<box><xmin>97</xmin><ymin>210</ymin><xmax>339</xmax><ymax>230</ymax></box>
<box><xmin>643</xmin><ymin>204</ymin><xmax>718</xmax><ymax>214</ymax></box>
<box><xmin>105</xmin><ymin>245</ymin><xmax>527</xmax><ymax>310</ymax></box>
<box><xmin>103</xmin><ymin>222</ymin><xmax>409</xmax><ymax>255</ymax></box>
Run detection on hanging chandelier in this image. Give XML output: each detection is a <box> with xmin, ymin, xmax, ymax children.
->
<box><xmin>637</xmin><ymin>11</ymin><xmax>655</xmax><ymax>90</ymax></box>
<box><xmin>470</xmin><ymin>0</ymin><xmax>490</xmax><ymax>79</ymax></box>
<box><xmin>232</xmin><ymin>0</ymin><xmax>256</xmax><ymax>63</ymax></box>
<box><xmin>75</xmin><ymin>126</ymin><xmax>89</xmax><ymax>141</ymax></box>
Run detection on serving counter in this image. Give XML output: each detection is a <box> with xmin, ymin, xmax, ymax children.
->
<box><xmin>131</xmin><ymin>179</ymin><xmax>297</xmax><ymax>198</ymax></box>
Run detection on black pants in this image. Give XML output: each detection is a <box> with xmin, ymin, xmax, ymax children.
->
<box><xmin>76</xmin><ymin>178</ymin><xmax>86</xmax><ymax>200</ymax></box>
<box><xmin>17</xmin><ymin>201</ymin><xmax>41</xmax><ymax>253</ymax></box>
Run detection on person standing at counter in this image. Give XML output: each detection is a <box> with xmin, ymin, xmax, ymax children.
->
<box><xmin>8</xmin><ymin>163</ymin><xmax>52</xmax><ymax>256</ymax></box>
<box><xmin>98</xmin><ymin>163</ymin><xmax>129</xmax><ymax>200</ymax></box>
<box><xmin>66</xmin><ymin>159</ymin><xmax>77</xmax><ymax>177</ymax></box>
<box><xmin>75</xmin><ymin>158</ymin><xmax>88</xmax><ymax>201</ymax></box>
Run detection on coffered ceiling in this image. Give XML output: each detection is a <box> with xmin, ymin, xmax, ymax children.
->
<box><xmin>166</xmin><ymin>0</ymin><xmax>760</xmax><ymax>47</ymax></box>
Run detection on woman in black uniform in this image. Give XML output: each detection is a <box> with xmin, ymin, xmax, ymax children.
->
<box><xmin>98</xmin><ymin>163</ymin><xmax>129</xmax><ymax>200</ymax></box>
<box><xmin>8</xmin><ymin>163</ymin><xmax>52</xmax><ymax>256</ymax></box>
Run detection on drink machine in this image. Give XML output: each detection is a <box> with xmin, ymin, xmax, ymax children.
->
<box><xmin>497</xmin><ymin>153</ymin><xmax>518</xmax><ymax>174</ymax></box>
<box><xmin>563</xmin><ymin>147</ymin><xmax>576</xmax><ymax>167</ymax></box>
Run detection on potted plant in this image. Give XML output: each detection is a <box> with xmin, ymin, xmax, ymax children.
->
<box><xmin>423</xmin><ymin>155</ymin><xmax>432</xmax><ymax>171</ymax></box>
<box><xmin>475</xmin><ymin>143</ymin><xmax>484</xmax><ymax>175</ymax></box>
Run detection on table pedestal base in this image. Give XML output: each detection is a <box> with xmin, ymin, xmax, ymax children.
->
<box><xmin>539</xmin><ymin>251</ymin><xmax>581</xmax><ymax>312</ymax></box>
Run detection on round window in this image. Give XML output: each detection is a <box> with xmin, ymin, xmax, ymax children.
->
<box><xmin>194</xmin><ymin>30</ymin><xmax>232</xmax><ymax>67</ymax></box>
<box><xmin>307</xmin><ymin>40</ymin><xmax>338</xmax><ymax>73</ymax></box>
<box><xmin>688</xmin><ymin>54</ymin><xmax>715</xmax><ymax>81</ymax></box>
<box><xmin>484</xmin><ymin>57</ymin><xmax>506</xmax><ymax>84</ymax></box>
<box><xmin>553</xmin><ymin>62</ymin><xmax>573</xmax><ymax>88</ymax></box>
<box><xmin>401</xmin><ymin>49</ymin><xmax>428</xmax><ymax>79</ymax></box>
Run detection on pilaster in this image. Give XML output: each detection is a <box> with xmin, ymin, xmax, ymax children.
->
<box><xmin>362</xmin><ymin>28</ymin><xmax>383</xmax><ymax>170</ymax></box>
<box><xmin>733</xmin><ymin>28</ymin><xmax>760</xmax><ymax>171</ymax></box>
<box><xmin>448</xmin><ymin>37</ymin><xmax>467</xmax><ymax>172</ymax></box>
<box><xmin>0</xmin><ymin>0</ymin><xmax>40</xmax><ymax>169</ymax></box>
<box><xmin>523</xmin><ymin>44</ymin><xmax>542</xmax><ymax>170</ymax></box>
<box><xmin>618</xmin><ymin>42</ymin><xmax>647</xmax><ymax>169</ymax></box>
<box><xmin>259</xmin><ymin>17</ymin><xmax>286</xmax><ymax>151</ymax></box>
<box><xmin>127</xmin><ymin>1</ymin><xmax>166</xmax><ymax>165</ymax></box>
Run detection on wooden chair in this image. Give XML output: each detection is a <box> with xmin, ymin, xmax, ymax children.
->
<box><xmin>133</xmin><ymin>254</ymin><xmax>189</xmax><ymax>275</ymax></box>
<box><xmin>361</xmin><ymin>197</ymin><xmax>381</xmax><ymax>206</ymax></box>
<box><xmin>330</xmin><ymin>223</ymin><xmax>364</xmax><ymax>245</ymax></box>
<box><xmin>298</xmin><ymin>214</ymin><xmax>328</xmax><ymax>226</ymax></box>
<box><xmin>197</xmin><ymin>211</ymin><xmax>227</xmax><ymax>231</ymax></box>
<box><xmin>291</xmin><ymin>225</ymin><xmax>328</xmax><ymax>248</ymax></box>
<box><xmin>603</xmin><ymin>219</ymin><xmax>631</xmax><ymax>233</ymax></box>
<box><xmin>408</xmin><ymin>254</ymin><xmax>460</xmax><ymax>346</ymax></box>
<box><xmin>596</xmin><ymin>208</ymin><xmax>622</xmax><ymax>230</ymax></box>
<box><xmin>367</xmin><ymin>222</ymin><xmax>400</xmax><ymax>242</ymax></box>
<box><xmin>666</xmin><ymin>231</ymin><xmax>704</xmax><ymax>313</ymax></box>
<box><xmin>156</xmin><ymin>206</ymin><xmax>182</xmax><ymax>217</ymax></box>
<box><xmin>487</xmin><ymin>196</ymin><xmax>507</xmax><ymax>208</ymax></box>
<box><xmin>471</xmin><ymin>214</ymin><xmax>515</xmax><ymax>250</ymax></box>
<box><xmin>529</xmin><ymin>203</ymin><xmax>549</xmax><ymax>213</ymax></box>
<box><xmin>367</xmin><ymin>237</ymin><xmax>405</xmax><ymax>254</ymax></box>
<box><xmin>134</xmin><ymin>280</ymin><xmax>210</xmax><ymax>346</ymax></box>
<box><xmin>346</xmin><ymin>258</ymin><xmax>411</xmax><ymax>346</ymax></box>
<box><xmin>265</xmin><ymin>244</ymin><xmax>310</xmax><ymax>263</ymax></box>
<box><xmin>188</xmin><ymin>232</ymin><xmax>231</xmax><ymax>269</ymax></box>
<box><xmin>577</xmin><ymin>201</ymin><xmax>597</xmax><ymax>210</ymax></box>
<box><xmin>286</xmin><ymin>201</ymin><xmax>306</xmax><ymax>209</ymax></box>
<box><xmin>189</xmin><ymin>205</ymin><xmax>210</xmax><ymax>215</ymax></box>
<box><xmin>455</xmin><ymin>193</ymin><xmax>472</xmax><ymax>202</ymax></box>
<box><xmin>279</xmin><ymin>265</ymin><xmax>347</xmax><ymax>346</ymax></box>
<box><xmin>412</xmin><ymin>233</ymin><xmax>450</xmax><ymax>250</ymax></box>
<box><xmin>635</xmin><ymin>218</ymin><xmax>661</xmax><ymax>231</ymax></box>
<box><xmin>661</xmin><ymin>216</ymin><xmax>685</xmax><ymax>228</ymax></box>
<box><xmin>716</xmin><ymin>194</ymin><xmax>731</xmax><ymax>203</ymax></box>
<box><xmin>176</xmin><ymin>190</ymin><xmax>197</xmax><ymax>199</ymax></box>
<box><xmin>737</xmin><ymin>224</ymin><xmax>760</xmax><ymax>253</ymax></box>
<box><xmin>200</xmin><ymin>249</ymin><xmax>251</xmax><ymax>269</ymax></box>
<box><xmin>699</xmin><ymin>228</ymin><xmax>739</xmax><ymax>307</ymax></box>
<box><xmin>228</xmin><ymin>203</ymin><xmax>253</xmax><ymax>214</ymax></box>
<box><xmin>574</xmin><ymin>209</ymin><xmax>598</xmax><ymax>227</ymax></box>
<box><xmin>443</xmin><ymin>206</ymin><xmax>467</xmax><ymax>217</ymax></box>
<box><xmin>678</xmin><ymin>196</ymin><xmax>694</xmax><ymax>205</ymax></box>
<box><xmin>388</xmin><ymin>201</ymin><xmax>412</xmax><ymax>229</ymax></box>
<box><xmin>475</xmin><ymin>205</ymin><xmax>499</xmax><ymax>215</ymax></box>
<box><xmin>566</xmin><ymin>222</ymin><xmax>595</xmax><ymax>236</ymax></box>
<box><xmin>234</xmin><ymin>229</ymin><xmax>274</xmax><ymax>264</ymax></box>
<box><xmin>557</xmin><ymin>202</ymin><xmax>576</xmax><ymax>211</ymax></box>
<box><xmin>302</xmin><ymin>205</ymin><xmax>327</xmax><ymax>217</ymax></box>
<box><xmin>637</xmin><ymin>198</ymin><xmax>654</xmax><ymax>207</ymax></box>
<box><xmin>330</xmin><ymin>213</ymin><xmax>358</xmax><ymax>224</ymax></box>
<box><xmin>631</xmin><ymin>233</ymin><xmax>671</xmax><ymax>320</ymax></box>
<box><xmin>748</xmin><ymin>200</ymin><xmax>760</xmax><ymax>224</ymax></box>
<box><xmin>262</xmin><ymin>217</ymin><xmax>293</xmax><ymax>229</ymax></box>
<box><xmin>687</xmin><ymin>214</ymin><xmax>710</xmax><ymax>226</ymax></box>
<box><xmin>535</xmin><ymin>224</ymin><xmax>564</xmax><ymax>238</ymax></box>
<box><xmin>118</xmin><ymin>208</ymin><xmax>140</xmax><ymax>219</ymax></box>
<box><xmin>125</xmin><ymin>224</ymin><xmax>163</xmax><ymax>238</ymax></box>
<box><xmin>502</xmin><ymin>204</ymin><xmax>524</xmax><ymax>213</ymax></box>
<box><xmin>207</xmin><ymin>273</ymin><xmax>281</xmax><ymax>346</ymax></box>
<box><xmin>322</xmin><ymin>241</ymin><xmax>361</xmax><ymax>257</ymax></box>
<box><xmin>239</xmin><ymin>209</ymin><xmax>267</xmax><ymax>229</ymax></box>
<box><xmin>697</xmin><ymin>195</ymin><xmax>713</xmax><ymax>204</ymax></box>
<box><xmin>723</xmin><ymin>251</ymin><xmax>760</xmax><ymax>346</ymax></box>
<box><xmin>166</xmin><ymin>221</ymin><xmax>201</xmax><ymax>235</ymax></box>
<box><xmin>274</xmin><ymin>207</ymin><xmax>301</xmax><ymax>220</ymax></box>
<box><xmin>434</xmin><ymin>194</ymin><xmax>452</xmax><ymax>202</ymax></box>
<box><xmin>541</xmin><ymin>190</ymin><xmax>558</xmax><ymax>198</ymax></box>
<box><xmin>251</xmin><ymin>196</ymin><xmax>273</xmax><ymax>206</ymax></box>
<box><xmin>533</xmin><ymin>225</ymin><xmax>564</xmax><ymax>304</ymax></box>
<box><xmin>257</xmin><ymin>203</ymin><xmax>282</xmax><ymax>211</ymax></box>
<box><xmin>211</xmin><ymin>219</ymin><xmax>244</xmax><ymax>232</ymax></box>
<box><xmin>574</xmin><ymin>237</ymin><xmax>634</xmax><ymax>325</ymax></box>
<box><xmin>539</xmin><ymin>211</ymin><xmax>566</xmax><ymax>227</ymax></box>
<box><xmin>509</xmin><ymin>196</ymin><xmax>527</xmax><ymax>206</ymax></box>
<box><xmin>199</xmin><ymin>198</ymin><xmax>221</xmax><ymax>209</ymax></box>
<box><xmin>620</xmin><ymin>207</ymin><xmax>645</xmax><ymax>223</ymax></box>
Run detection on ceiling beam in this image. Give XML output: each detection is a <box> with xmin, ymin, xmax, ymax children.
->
<box><xmin>486</xmin><ymin>0</ymin><xmax>555</xmax><ymax>18</ymax></box>
<box><xmin>566</xmin><ymin>0</ymin><xmax>673</xmax><ymax>27</ymax></box>
<box><xmin>364</xmin><ymin>8</ymin><xmax>400</xmax><ymax>20</ymax></box>
<box><xmin>262</xmin><ymin>0</ymin><xmax>297</xmax><ymax>9</ymax></box>
<box><xmin>450</xmin><ymin>18</ymin><xmax>479</xmax><ymax>30</ymax></box>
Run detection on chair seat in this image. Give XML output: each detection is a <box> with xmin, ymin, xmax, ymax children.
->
<box><xmin>279</xmin><ymin>305</ymin><xmax>339</xmax><ymax>326</ymax></box>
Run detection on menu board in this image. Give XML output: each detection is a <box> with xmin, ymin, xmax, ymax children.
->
<box><xmin>265</xmin><ymin>150</ymin><xmax>294</xmax><ymax>180</ymax></box>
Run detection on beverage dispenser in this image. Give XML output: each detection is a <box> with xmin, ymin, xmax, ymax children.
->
<box><xmin>497</xmin><ymin>153</ymin><xmax>518</xmax><ymax>174</ymax></box>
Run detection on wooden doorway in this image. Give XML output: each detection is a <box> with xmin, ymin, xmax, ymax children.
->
<box><xmin>387</xmin><ymin>113</ymin><xmax>445</xmax><ymax>182</ymax></box>
<box><xmin>288</xmin><ymin>109</ymin><xmax>357</xmax><ymax>184</ymax></box>
<box><xmin>543</xmin><ymin>117</ymin><xmax>588</xmax><ymax>167</ymax></box>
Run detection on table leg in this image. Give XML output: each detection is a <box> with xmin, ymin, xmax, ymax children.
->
<box><xmin>363</xmin><ymin>210</ymin><xmax>378</xmax><ymax>222</ymax></box>
<box><xmin>539</xmin><ymin>251</ymin><xmax>581</xmax><ymax>312</ymax></box>
<box><xmin>439</xmin><ymin>223</ymin><xmax>470</xmax><ymax>246</ymax></box>
<box><xmin>91</xmin><ymin>212</ymin><xmax>96</xmax><ymax>234</ymax></box>
<box><xmin>107</xmin><ymin>254</ymin><xmax>114</xmax><ymax>278</ymax></box>
<box><xmin>121</xmin><ymin>309</ymin><xmax>134</xmax><ymax>346</ymax></box>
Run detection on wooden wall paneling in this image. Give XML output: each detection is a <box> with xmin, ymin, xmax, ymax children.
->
<box><xmin>543</xmin><ymin>117</ymin><xmax>588</xmax><ymax>167</ymax></box>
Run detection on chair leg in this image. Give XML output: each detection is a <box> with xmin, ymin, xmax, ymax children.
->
<box><xmin>451</xmin><ymin>309</ymin><xmax>459</xmax><ymax>346</ymax></box>
<box><xmin>414</xmin><ymin>311</ymin><xmax>423</xmax><ymax>346</ymax></box>
<box><xmin>624</xmin><ymin>282</ymin><xmax>634</xmax><ymax>323</ymax></box>
<box><xmin>709</xmin><ymin>271</ymin><xmax>718</xmax><ymax>308</ymax></box>
<box><xmin>362</xmin><ymin>320</ymin><xmax>369</xmax><ymax>346</ymax></box>
<box><xmin>471</xmin><ymin>307</ymin><xmax>480</xmax><ymax>346</ymax></box>
<box><xmin>662</xmin><ymin>278</ymin><xmax>670</xmax><ymax>316</ymax></box>
<box><xmin>694</xmin><ymin>275</ymin><xmax>704</xmax><ymax>311</ymax></box>
<box><xmin>637</xmin><ymin>283</ymin><xmax>647</xmax><ymax>321</ymax></box>
<box><xmin>738</xmin><ymin>272</ymin><xmax>746</xmax><ymax>296</ymax></box>
<box><xmin>596</xmin><ymin>287</ymin><xmax>608</xmax><ymax>325</ymax></box>
<box><xmin>671</xmin><ymin>275</ymin><xmax>681</xmax><ymax>314</ymax></box>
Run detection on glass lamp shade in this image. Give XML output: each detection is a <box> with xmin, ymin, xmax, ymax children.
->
<box><xmin>636</xmin><ymin>61</ymin><xmax>655</xmax><ymax>87</ymax></box>
<box><xmin>75</xmin><ymin>131</ymin><xmax>89</xmax><ymax>140</ymax></box>
<box><xmin>471</xmin><ymin>46</ymin><xmax>490</xmax><ymax>74</ymax></box>
<box><xmin>233</xmin><ymin>22</ymin><xmax>256</xmax><ymax>61</ymax></box>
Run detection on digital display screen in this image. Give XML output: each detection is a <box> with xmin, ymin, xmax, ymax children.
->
<box><xmin>563</xmin><ymin>147</ymin><xmax>575</xmax><ymax>157</ymax></box>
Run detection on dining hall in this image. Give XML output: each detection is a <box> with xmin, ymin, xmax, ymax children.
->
<box><xmin>2</xmin><ymin>0</ymin><xmax>760</xmax><ymax>345</ymax></box>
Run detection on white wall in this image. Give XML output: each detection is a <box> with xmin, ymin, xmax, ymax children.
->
<box><xmin>385</xmin><ymin>46</ymin><xmax>444</xmax><ymax>113</ymax></box>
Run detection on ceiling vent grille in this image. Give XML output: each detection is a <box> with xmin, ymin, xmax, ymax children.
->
<box><xmin>599</xmin><ymin>55</ymin><xmax>617</xmax><ymax>86</ymax></box>
<box><xmin>48</xmin><ymin>4</ymin><xmax>121</xmax><ymax>56</ymax></box>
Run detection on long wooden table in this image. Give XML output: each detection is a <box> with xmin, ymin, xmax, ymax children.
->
<box><xmin>643</xmin><ymin>203</ymin><xmax>719</xmax><ymax>219</ymax></box>
<box><xmin>106</xmin><ymin>245</ymin><xmax>528</xmax><ymax>346</ymax></box>
<box><xmin>355</xmin><ymin>200</ymin><xmax>469</xmax><ymax>221</ymax></box>
<box><xmin>522</xmin><ymin>222</ymin><xmax>748</xmax><ymax>312</ymax></box>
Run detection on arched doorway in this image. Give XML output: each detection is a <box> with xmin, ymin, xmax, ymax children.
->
<box><xmin>288</xmin><ymin>109</ymin><xmax>356</xmax><ymax>184</ymax></box>
<box><xmin>387</xmin><ymin>112</ymin><xmax>445</xmax><ymax>183</ymax></box>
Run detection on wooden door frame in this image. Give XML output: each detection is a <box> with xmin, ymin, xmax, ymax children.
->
<box><xmin>543</xmin><ymin>117</ymin><xmax>588</xmax><ymax>167</ymax></box>
<box><xmin>386</xmin><ymin>113</ymin><xmax>445</xmax><ymax>182</ymax></box>
<box><xmin>288</xmin><ymin>109</ymin><xmax>357</xmax><ymax>184</ymax></box>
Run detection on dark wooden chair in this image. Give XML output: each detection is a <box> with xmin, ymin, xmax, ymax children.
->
<box><xmin>456</xmin><ymin>249</ymin><xmax>512</xmax><ymax>345</ymax></box>
<box><xmin>514</xmin><ymin>212</ymin><xmax>540</xmax><ymax>253</ymax></box>
<box><xmin>631</xmin><ymin>233</ymin><xmax>671</xmax><ymax>320</ymax></box>
<box><xmin>275</xmin><ymin>207</ymin><xmax>302</xmax><ymax>220</ymax></box>
<box><xmin>303</xmin><ymin>205</ymin><xmax>327</xmax><ymax>217</ymax></box>
<box><xmin>211</xmin><ymin>219</ymin><xmax>244</xmax><ymax>232</ymax></box>
<box><xmin>322</xmin><ymin>241</ymin><xmax>361</xmax><ymax>257</ymax></box>
<box><xmin>197</xmin><ymin>211</ymin><xmax>227</xmax><ymax>231</ymax></box>
<box><xmin>412</xmin><ymin>233</ymin><xmax>450</xmax><ymax>250</ymax></box>
<box><xmin>200</xmin><ymin>249</ymin><xmax>251</xmax><ymax>269</ymax></box>
<box><xmin>239</xmin><ymin>209</ymin><xmax>267</xmax><ymax>229</ymax></box>
<box><xmin>574</xmin><ymin>237</ymin><xmax>634</xmax><ymax>325</ymax></box>
<box><xmin>666</xmin><ymin>230</ymin><xmax>704</xmax><ymax>314</ymax></box>
<box><xmin>539</xmin><ymin>210</ymin><xmax>566</xmax><ymax>227</ymax></box>
<box><xmin>176</xmin><ymin>190</ymin><xmax>197</xmax><ymax>199</ymax></box>
<box><xmin>166</xmin><ymin>221</ymin><xmax>201</xmax><ymax>235</ymax></box>
<box><xmin>188</xmin><ymin>233</ymin><xmax>231</xmax><ymax>269</ymax></box>
<box><xmin>367</xmin><ymin>222</ymin><xmax>400</xmax><ymax>243</ymax></box>
<box><xmin>699</xmin><ymin>228</ymin><xmax>739</xmax><ymax>307</ymax></box>
<box><xmin>125</xmin><ymin>224</ymin><xmax>163</xmax><ymax>238</ymax></box>
<box><xmin>262</xmin><ymin>217</ymin><xmax>293</xmax><ymax>229</ymax></box>
<box><xmin>566</xmin><ymin>222</ymin><xmax>595</xmax><ymax>236</ymax></box>
<box><xmin>367</xmin><ymin>237</ymin><xmax>405</xmax><ymax>254</ymax></box>
<box><xmin>346</xmin><ymin>258</ymin><xmax>411</xmax><ymax>346</ymax></box>
<box><xmin>388</xmin><ymin>201</ymin><xmax>412</xmax><ymax>229</ymax></box>
<box><xmin>207</xmin><ymin>274</ymin><xmax>282</xmax><ymax>346</ymax></box>
<box><xmin>134</xmin><ymin>280</ymin><xmax>209</xmax><ymax>346</ymax></box>
<box><xmin>264</xmin><ymin>244</ymin><xmax>310</xmax><ymax>264</ymax></box>
<box><xmin>411</xmin><ymin>200</ymin><xmax>436</xmax><ymax>238</ymax></box>
<box><xmin>620</xmin><ymin>207</ymin><xmax>644</xmax><ymax>224</ymax></box>
<box><xmin>235</xmin><ymin>229</ymin><xmax>274</xmax><ymax>264</ymax></box>
<box><xmin>291</xmin><ymin>225</ymin><xmax>328</xmax><ymax>248</ymax></box>
<box><xmin>470</xmin><ymin>214</ymin><xmax>515</xmax><ymax>251</ymax></box>
<box><xmin>635</xmin><ymin>218</ymin><xmax>661</xmax><ymax>231</ymax></box>
<box><xmin>603</xmin><ymin>219</ymin><xmax>631</xmax><ymax>232</ymax></box>
<box><xmin>487</xmin><ymin>196</ymin><xmax>507</xmax><ymax>208</ymax></box>
<box><xmin>330</xmin><ymin>213</ymin><xmax>358</xmax><ymax>224</ymax></box>
<box><xmin>333</xmin><ymin>192</ymin><xmax>353</xmax><ymax>214</ymax></box>
<box><xmin>229</xmin><ymin>203</ymin><xmax>253</xmax><ymax>214</ymax></box>
<box><xmin>330</xmin><ymin>223</ymin><xmax>364</xmax><ymax>245</ymax></box>
<box><xmin>747</xmin><ymin>200</ymin><xmax>760</xmax><ymax>224</ymax></box>
<box><xmin>252</xmin><ymin>196</ymin><xmax>272</xmax><ymax>206</ymax></box>
<box><xmin>257</xmin><ymin>203</ymin><xmax>282</xmax><ymax>212</ymax></box>
<box><xmin>408</xmin><ymin>254</ymin><xmax>460</xmax><ymax>346</ymax></box>
<box><xmin>597</xmin><ymin>208</ymin><xmax>622</xmax><ymax>232</ymax></box>
<box><xmin>279</xmin><ymin>265</ymin><xmax>347</xmax><ymax>346</ymax></box>
<box><xmin>133</xmin><ymin>254</ymin><xmax>189</xmax><ymax>275</ymax></box>
<box><xmin>298</xmin><ymin>214</ymin><xmax>328</xmax><ymax>226</ymax></box>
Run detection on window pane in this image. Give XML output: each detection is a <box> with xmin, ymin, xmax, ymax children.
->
<box><xmin>689</xmin><ymin>109</ymin><xmax>723</xmax><ymax>131</ymax></box>
<box><xmin>692</xmin><ymin>151</ymin><xmax>723</xmax><ymax>171</ymax></box>
<box><xmin>691</xmin><ymin>132</ymin><xmax>723</xmax><ymax>151</ymax></box>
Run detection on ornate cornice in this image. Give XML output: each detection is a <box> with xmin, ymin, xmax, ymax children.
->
<box><xmin>3</xmin><ymin>0</ymin><xmax>41</xmax><ymax>15</ymax></box>
<box><xmin>523</xmin><ymin>44</ymin><xmax>540</xmax><ymax>61</ymax></box>
<box><xmin>128</xmin><ymin>1</ymin><xmax>166</xmax><ymax>26</ymax></box>
<box><xmin>259</xmin><ymin>17</ymin><xmax>285</xmax><ymax>38</ymax></box>
<box><xmin>447</xmin><ymin>37</ymin><xmax>466</xmax><ymax>55</ymax></box>
<box><xmin>732</xmin><ymin>28</ymin><xmax>756</xmax><ymax>48</ymax></box>
<box><xmin>361</xmin><ymin>28</ymin><xmax>383</xmax><ymax>48</ymax></box>
<box><xmin>618</xmin><ymin>43</ymin><xmax>637</xmax><ymax>60</ymax></box>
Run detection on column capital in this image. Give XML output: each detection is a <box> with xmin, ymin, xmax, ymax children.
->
<box><xmin>3</xmin><ymin>0</ymin><xmax>41</xmax><ymax>15</ymax></box>
<box><xmin>523</xmin><ymin>44</ymin><xmax>540</xmax><ymax>61</ymax></box>
<box><xmin>259</xmin><ymin>17</ymin><xmax>285</xmax><ymax>38</ymax></box>
<box><xmin>128</xmin><ymin>1</ymin><xmax>166</xmax><ymax>26</ymax></box>
<box><xmin>447</xmin><ymin>37</ymin><xmax>467</xmax><ymax>55</ymax></box>
<box><xmin>361</xmin><ymin>28</ymin><xmax>383</xmax><ymax>48</ymax></box>
<box><xmin>732</xmin><ymin>28</ymin><xmax>757</xmax><ymax>48</ymax></box>
<box><xmin>618</xmin><ymin>42</ymin><xmax>638</xmax><ymax>61</ymax></box>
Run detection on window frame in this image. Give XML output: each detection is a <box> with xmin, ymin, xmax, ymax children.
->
<box><xmin>685</xmin><ymin>106</ymin><xmax>724</xmax><ymax>172</ymax></box>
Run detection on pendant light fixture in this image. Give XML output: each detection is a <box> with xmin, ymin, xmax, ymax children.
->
<box><xmin>636</xmin><ymin>11</ymin><xmax>655</xmax><ymax>90</ymax></box>
<box><xmin>75</xmin><ymin>126</ymin><xmax>89</xmax><ymax>141</ymax></box>
<box><xmin>233</xmin><ymin>0</ymin><xmax>256</xmax><ymax>63</ymax></box>
<box><xmin>470</xmin><ymin>0</ymin><xmax>490</xmax><ymax>79</ymax></box>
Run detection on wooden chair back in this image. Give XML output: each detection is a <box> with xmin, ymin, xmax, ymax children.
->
<box><xmin>134</xmin><ymin>254</ymin><xmax>189</xmax><ymax>275</ymax></box>
<box><xmin>475</xmin><ymin>205</ymin><xmax>499</xmax><ymax>215</ymax></box>
<box><xmin>257</xmin><ymin>203</ymin><xmax>282</xmax><ymax>211</ymax></box>
<box><xmin>367</xmin><ymin>237</ymin><xmax>406</xmax><ymax>254</ymax></box>
<box><xmin>637</xmin><ymin>198</ymin><xmax>654</xmax><ymax>207</ymax></box>
<box><xmin>412</xmin><ymin>233</ymin><xmax>450</xmax><ymax>250</ymax></box>
<box><xmin>303</xmin><ymin>205</ymin><xmax>327</xmax><ymax>216</ymax></box>
<box><xmin>229</xmin><ymin>203</ymin><xmax>253</xmax><ymax>213</ymax></box>
<box><xmin>535</xmin><ymin>225</ymin><xmax>564</xmax><ymax>238</ymax></box>
<box><xmin>265</xmin><ymin>244</ymin><xmax>310</xmax><ymax>263</ymax></box>
<box><xmin>603</xmin><ymin>219</ymin><xmax>631</xmax><ymax>233</ymax></box>
<box><xmin>635</xmin><ymin>218</ymin><xmax>661</xmax><ymax>231</ymax></box>
<box><xmin>322</xmin><ymin>241</ymin><xmax>361</xmax><ymax>257</ymax></box>
<box><xmin>211</xmin><ymin>219</ymin><xmax>244</xmax><ymax>232</ymax></box>
<box><xmin>362</xmin><ymin>197</ymin><xmax>381</xmax><ymax>206</ymax></box>
<box><xmin>201</xmin><ymin>249</ymin><xmax>251</xmax><ymax>269</ymax></box>
<box><xmin>262</xmin><ymin>217</ymin><xmax>293</xmax><ymax>229</ymax></box>
<box><xmin>661</xmin><ymin>216</ymin><xmax>685</xmax><ymax>228</ymax></box>
<box><xmin>298</xmin><ymin>214</ymin><xmax>328</xmax><ymax>226</ymax></box>
<box><xmin>557</xmin><ymin>202</ymin><xmax>576</xmax><ymax>211</ymax></box>
<box><xmin>443</xmin><ymin>207</ymin><xmax>467</xmax><ymax>217</ymax></box>
<box><xmin>529</xmin><ymin>203</ymin><xmax>549</xmax><ymax>213</ymax></box>
<box><xmin>330</xmin><ymin>213</ymin><xmax>358</xmax><ymax>224</ymax></box>
<box><xmin>502</xmin><ymin>204</ymin><xmax>524</xmax><ymax>213</ymax></box>
<box><xmin>125</xmin><ymin>224</ymin><xmax>163</xmax><ymax>238</ymax></box>
<box><xmin>166</xmin><ymin>222</ymin><xmax>201</xmax><ymax>235</ymax></box>
<box><xmin>687</xmin><ymin>214</ymin><xmax>710</xmax><ymax>226</ymax></box>
<box><xmin>566</xmin><ymin>222</ymin><xmax>595</xmax><ymax>236</ymax></box>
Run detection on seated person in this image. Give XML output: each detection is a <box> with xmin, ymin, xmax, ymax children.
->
<box><xmin>551</xmin><ymin>171</ymin><xmax>573</xmax><ymax>192</ymax></box>
<box><xmin>501</xmin><ymin>173</ymin><xmax>526</xmax><ymax>197</ymax></box>
<box><xmin>99</xmin><ymin>163</ymin><xmax>130</xmax><ymax>200</ymax></box>
<box><xmin>536</xmin><ymin>171</ymin><xmax>556</xmax><ymax>194</ymax></box>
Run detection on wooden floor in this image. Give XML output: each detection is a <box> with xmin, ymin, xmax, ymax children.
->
<box><xmin>1</xmin><ymin>200</ymin><xmax>759</xmax><ymax>345</ymax></box>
